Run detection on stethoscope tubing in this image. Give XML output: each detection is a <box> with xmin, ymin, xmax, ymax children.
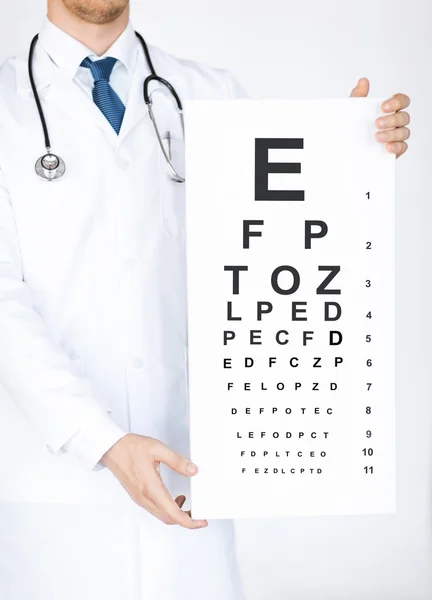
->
<box><xmin>28</xmin><ymin>34</ymin><xmax>52</xmax><ymax>152</ymax></box>
<box><xmin>29</xmin><ymin>30</ymin><xmax>185</xmax><ymax>183</ymax></box>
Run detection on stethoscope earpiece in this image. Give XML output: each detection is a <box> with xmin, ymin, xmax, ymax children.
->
<box><xmin>35</xmin><ymin>152</ymin><xmax>66</xmax><ymax>181</ymax></box>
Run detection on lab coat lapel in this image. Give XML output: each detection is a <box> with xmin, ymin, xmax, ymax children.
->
<box><xmin>117</xmin><ymin>57</ymin><xmax>147</xmax><ymax>143</ymax></box>
<box><xmin>118</xmin><ymin>51</ymin><xmax>183</xmax><ymax>143</ymax></box>
<box><xmin>43</xmin><ymin>67</ymin><xmax>117</xmax><ymax>139</ymax></box>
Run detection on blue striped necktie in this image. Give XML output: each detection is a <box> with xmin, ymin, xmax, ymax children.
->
<box><xmin>81</xmin><ymin>56</ymin><xmax>126</xmax><ymax>134</ymax></box>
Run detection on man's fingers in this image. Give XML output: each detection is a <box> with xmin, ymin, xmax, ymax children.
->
<box><xmin>376</xmin><ymin>126</ymin><xmax>410</xmax><ymax>143</ymax></box>
<box><xmin>142</xmin><ymin>494</ymin><xmax>191</xmax><ymax>526</ymax></box>
<box><xmin>105</xmin><ymin>435</ymin><xmax>207</xmax><ymax>528</ymax></box>
<box><xmin>175</xmin><ymin>495</ymin><xmax>186</xmax><ymax>509</ymax></box>
<box><xmin>152</xmin><ymin>440</ymin><xmax>198</xmax><ymax>477</ymax></box>
<box><xmin>146</xmin><ymin>469</ymin><xmax>207</xmax><ymax>529</ymax></box>
<box><xmin>387</xmin><ymin>141</ymin><xmax>408</xmax><ymax>158</ymax></box>
<box><xmin>374</xmin><ymin>96</ymin><xmax>411</xmax><ymax>160</ymax></box>
<box><xmin>375</xmin><ymin>111</ymin><xmax>410</xmax><ymax>130</ymax></box>
<box><xmin>175</xmin><ymin>496</ymin><xmax>195</xmax><ymax>522</ymax></box>
<box><xmin>175</xmin><ymin>495</ymin><xmax>194</xmax><ymax>518</ymax></box>
<box><xmin>349</xmin><ymin>77</ymin><xmax>370</xmax><ymax>97</ymax></box>
<box><xmin>381</xmin><ymin>93</ymin><xmax>411</xmax><ymax>113</ymax></box>
<box><xmin>135</xmin><ymin>491</ymin><xmax>163</xmax><ymax>520</ymax></box>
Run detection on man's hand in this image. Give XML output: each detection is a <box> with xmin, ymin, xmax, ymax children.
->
<box><xmin>101</xmin><ymin>433</ymin><xmax>208</xmax><ymax>529</ymax></box>
<box><xmin>350</xmin><ymin>77</ymin><xmax>411</xmax><ymax>159</ymax></box>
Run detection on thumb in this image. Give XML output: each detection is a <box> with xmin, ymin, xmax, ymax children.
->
<box><xmin>350</xmin><ymin>77</ymin><xmax>370</xmax><ymax>97</ymax></box>
<box><xmin>152</xmin><ymin>441</ymin><xmax>198</xmax><ymax>476</ymax></box>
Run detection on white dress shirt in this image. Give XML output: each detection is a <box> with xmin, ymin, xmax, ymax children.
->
<box><xmin>38</xmin><ymin>16</ymin><xmax>141</xmax><ymax>109</ymax></box>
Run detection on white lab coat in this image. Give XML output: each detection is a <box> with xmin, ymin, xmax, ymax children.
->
<box><xmin>0</xmin><ymin>35</ymin><xmax>246</xmax><ymax>600</ymax></box>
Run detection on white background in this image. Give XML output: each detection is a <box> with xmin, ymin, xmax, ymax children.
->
<box><xmin>0</xmin><ymin>0</ymin><xmax>431</xmax><ymax>598</ymax></box>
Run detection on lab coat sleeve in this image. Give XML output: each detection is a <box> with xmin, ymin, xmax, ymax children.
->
<box><xmin>62</xmin><ymin>413</ymin><xmax>126</xmax><ymax>470</ymax></box>
<box><xmin>0</xmin><ymin>168</ymin><xmax>126</xmax><ymax>470</ymax></box>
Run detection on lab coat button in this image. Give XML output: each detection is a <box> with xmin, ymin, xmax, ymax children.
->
<box><xmin>132</xmin><ymin>357</ymin><xmax>144</xmax><ymax>369</ymax></box>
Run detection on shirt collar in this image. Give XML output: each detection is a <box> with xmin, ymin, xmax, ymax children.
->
<box><xmin>37</xmin><ymin>16</ymin><xmax>139</xmax><ymax>80</ymax></box>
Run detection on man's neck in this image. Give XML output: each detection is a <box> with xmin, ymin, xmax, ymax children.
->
<box><xmin>47</xmin><ymin>1</ymin><xmax>129</xmax><ymax>56</ymax></box>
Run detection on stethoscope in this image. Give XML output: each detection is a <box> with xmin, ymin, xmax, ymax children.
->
<box><xmin>28</xmin><ymin>31</ymin><xmax>185</xmax><ymax>183</ymax></box>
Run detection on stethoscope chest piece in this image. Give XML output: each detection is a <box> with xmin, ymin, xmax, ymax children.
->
<box><xmin>35</xmin><ymin>152</ymin><xmax>66</xmax><ymax>181</ymax></box>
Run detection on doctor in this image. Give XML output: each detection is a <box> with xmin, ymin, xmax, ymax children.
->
<box><xmin>0</xmin><ymin>1</ymin><xmax>410</xmax><ymax>599</ymax></box>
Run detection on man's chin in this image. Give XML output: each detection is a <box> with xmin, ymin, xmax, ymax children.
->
<box><xmin>61</xmin><ymin>0</ymin><xmax>129</xmax><ymax>25</ymax></box>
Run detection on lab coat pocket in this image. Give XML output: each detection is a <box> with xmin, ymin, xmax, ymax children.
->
<box><xmin>159</xmin><ymin>136</ymin><xmax>186</xmax><ymax>237</ymax></box>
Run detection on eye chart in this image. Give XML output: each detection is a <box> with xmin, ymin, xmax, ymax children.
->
<box><xmin>185</xmin><ymin>99</ymin><xmax>395</xmax><ymax>519</ymax></box>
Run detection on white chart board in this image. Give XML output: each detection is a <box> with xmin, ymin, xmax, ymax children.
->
<box><xmin>185</xmin><ymin>99</ymin><xmax>396</xmax><ymax>519</ymax></box>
